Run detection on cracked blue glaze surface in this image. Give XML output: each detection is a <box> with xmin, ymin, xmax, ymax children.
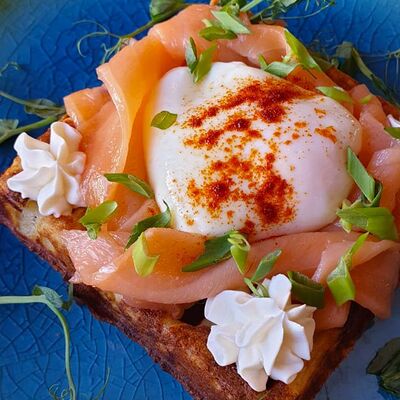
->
<box><xmin>0</xmin><ymin>1</ymin><xmax>399</xmax><ymax>399</ymax></box>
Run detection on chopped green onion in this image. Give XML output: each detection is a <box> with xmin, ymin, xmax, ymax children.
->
<box><xmin>244</xmin><ymin>277</ymin><xmax>269</xmax><ymax>298</ymax></box>
<box><xmin>336</xmin><ymin>207</ymin><xmax>398</xmax><ymax>241</ymax></box>
<box><xmin>185</xmin><ymin>37</ymin><xmax>198</xmax><ymax>73</ymax></box>
<box><xmin>250</xmin><ymin>249</ymin><xmax>282</xmax><ymax>282</ymax></box>
<box><xmin>192</xmin><ymin>44</ymin><xmax>217</xmax><ymax>83</ymax></box>
<box><xmin>211</xmin><ymin>10</ymin><xmax>250</xmax><ymax>35</ymax></box>
<box><xmin>182</xmin><ymin>231</ymin><xmax>233</xmax><ymax>272</ymax></box>
<box><xmin>327</xmin><ymin>233</ymin><xmax>369</xmax><ymax>306</ymax></box>
<box><xmin>104</xmin><ymin>173</ymin><xmax>154</xmax><ymax>198</ymax></box>
<box><xmin>151</xmin><ymin>110</ymin><xmax>177</xmax><ymax>129</ymax></box>
<box><xmin>125</xmin><ymin>201</ymin><xmax>171</xmax><ymax>249</ymax></box>
<box><xmin>346</xmin><ymin>147</ymin><xmax>376</xmax><ymax>203</ymax></box>
<box><xmin>258</xmin><ymin>55</ymin><xmax>269</xmax><ymax>71</ymax></box>
<box><xmin>228</xmin><ymin>232</ymin><xmax>250</xmax><ymax>274</ymax></box>
<box><xmin>199</xmin><ymin>26</ymin><xmax>237</xmax><ymax>41</ymax></box>
<box><xmin>385</xmin><ymin>127</ymin><xmax>400</xmax><ymax>139</ymax></box>
<box><xmin>360</xmin><ymin>94</ymin><xmax>373</xmax><ymax>104</ymax></box>
<box><xmin>79</xmin><ymin>200</ymin><xmax>118</xmax><ymax>240</ymax></box>
<box><xmin>287</xmin><ymin>271</ymin><xmax>325</xmax><ymax>308</ymax></box>
<box><xmin>284</xmin><ymin>29</ymin><xmax>322</xmax><ymax>72</ymax></box>
<box><xmin>317</xmin><ymin>86</ymin><xmax>354</xmax><ymax>104</ymax></box>
<box><xmin>132</xmin><ymin>232</ymin><xmax>159</xmax><ymax>277</ymax></box>
<box><xmin>240</xmin><ymin>0</ymin><xmax>263</xmax><ymax>13</ymax></box>
<box><xmin>264</xmin><ymin>61</ymin><xmax>299</xmax><ymax>78</ymax></box>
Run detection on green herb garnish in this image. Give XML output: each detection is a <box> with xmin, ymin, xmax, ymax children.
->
<box><xmin>132</xmin><ymin>232</ymin><xmax>160</xmax><ymax>277</ymax></box>
<box><xmin>0</xmin><ymin>285</ymin><xmax>77</xmax><ymax>399</ymax></box>
<box><xmin>0</xmin><ymin>91</ymin><xmax>65</xmax><ymax>144</ymax></box>
<box><xmin>384</xmin><ymin>127</ymin><xmax>400</xmax><ymax>139</ymax></box>
<box><xmin>360</xmin><ymin>94</ymin><xmax>373</xmax><ymax>104</ymax></box>
<box><xmin>228</xmin><ymin>231</ymin><xmax>250</xmax><ymax>274</ymax></box>
<box><xmin>76</xmin><ymin>0</ymin><xmax>187</xmax><ymax>63</ymax></box>
<box><xmin>182</xmin><ymin>231</ymin><xmax>235</xmax><ymax>272</ymax></box>
<box><xmin>199</xmin><ymin>25</ymin><xmax>237</xmax><ymax>41</ymax></box>
<box><xmin>79</xmin><ymin>200</ymin><xmax>118</xmax><ymax>240</ymax></box>
<box><xmin>261</xmin><ymin>59</ymin><xmax>299</xmax><ymax>78</ymax></box>
<box><xmin>184</xmin><ymin>38</ymin><xmax>217</xmax><ymax>83</ymax></box>
<box><xmin>327</xmin><ymin>232</ymin><xmax>368</xmax><ymax>306</ymax></box>
<box><xmin>367</xmin><ymin>337</ymin><xmax>400</xmax><ymax>397</ymax></box>
<box><xmin>104</xmin><ymin>173</ymin><xmax>154</xmax><ymax>198</ymax></box>
<box><xmin>244</xmin><ymin>249</ymin><xmax>282</xmax><ymax>297</ymax></box>
<box><xmin>151</xmin><ymin>110</ymin><xmax>178</xmax><ymax>129</ymax></box>
<box><xmin>317</xmin><ymin>86</ymin><xmax>354</xmax><ymax>103</ymax></box>
<box><xmin>284</xmin><ymin>29</ymin><xmax>322</xmax><ymax>72</ymax></box>
<box><xmin>211</xmin><ymin>10</ymin><xmax>250</xmax><ymax>35</ymax></box>
<box><xmin>337</xmin><ymin>207</ymin><xmax>398</xmax><ymax>241</ymax></box>
<box><xmin>347</xmin><ymin>147</ymin><xmax>376</xmax><ymax>203</ymax></box>
<box><xmin>125</xmin><ymin>201</ymin><xmax>171</xmax><ymax>249</ymax></box>
<box><xmin>287</xmin><ymin>271</ymin><xmax>325</xmax><ymax>308</ymax></box>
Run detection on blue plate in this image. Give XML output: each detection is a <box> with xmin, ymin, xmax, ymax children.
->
<box><xmin>0</xmin><ymin>1</ymin><xmax>399</xmax><ymax>399</ymax></box>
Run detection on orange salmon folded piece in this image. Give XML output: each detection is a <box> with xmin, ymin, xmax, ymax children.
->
<box><xmin>62</xmin><ymin>228</ymin><xmax>399</xmax><ymax>329</ymax></box>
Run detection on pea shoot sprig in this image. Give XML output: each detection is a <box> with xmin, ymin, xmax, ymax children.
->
<box><xmin>0</xmin><ymin>90</ymin><xmax>65</xmax><ymax>144</ymax></box>
<box><xmin>0</xmin><ymin>284</ymin><xmax>110</xmax><ymax>400</ymax></box>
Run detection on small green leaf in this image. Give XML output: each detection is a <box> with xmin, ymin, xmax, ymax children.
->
<box><xmin>251</xmin><ymin>249</ymin><xmax>282</xmax><ymax>282</ymax></box>
<box><xmin>151</xmin><ymin>110</ymin><xmax>178</xmax><ymax>129</ymax></box>
<box><xmin>327</xmin><ymin>233</ymin><xmax>369</xmax><ymax>306</ymax></box>
<box><xmin>79</xmin><ymin>200</ymin><xmax>118</xmax><ymax>240</ymax></box>
<box><xmin>199</xmin><ymin>25</ymin><xmax>237</xmax><ymax>41</ymax></box>
<box><xmin>367</xmin><ymin>337</ymin><xmax>400</xmax><ymax>397</ymax></box>
<box><xmin>263</xmin><ymin>61</ymin><xmax>299</xmax><ymax>78</ymax></box>
<box><xmin>0</xmin><ymin>119</ymin><xmax>19</xmax><ymax>135</ymax></box>
<box><xmin>347</xmin><ymin>147</ymin><xmax>376</xmax><ymax>202</ymax></box>
<box><xmin>126</xmin><ymin>201</ymin><xmax>171</xmax><ymax>249</ymax></box>
<box><xmin>317</xmin><ymin>86</ymin><xmax>354</xmax><ymax>104</ymax></box>
<box><xmin>228</xmin><ymin>232</ymin><xmax>250</xmax><ymax>274</ymax></box>
<box><xmin>182</xmin><ymin>231</ymin><xmax>234</xmax><ymax>272</ymax></box>
<box><xmin>287</xmin><ymin>271</ymin><xmax>325</xmax><ymax>308</ymax></box>
<box><xmin>149</xmin><ymin>0</ymin><xmax>185</xmax><ymax>23</ymax></box>
<box><xmin>192</xmin><ymin>44</ymin><xmax>217</xmax><ymax>83</ymax></box>
<box><xmin>385</xmin><ymin>127</ymin><xmax>400</xmax><ymax>139</ymax></box>
<box><xmin>284</xmin><ymin>29</ymin><xmax>322</xmax><ymax>72</ymax></box>
<box><xmin>132</xmin><ymin>232</ymin><xmax>159</xmax><ymax>277</ymax></box>
<box><xmin>258</xmin><ymin>55</ymin><xmax>269</xmax><ymax>71</ymax></box>
<box><xmin>185</xmin><ymin>37</ymin><xmax>198</xmax><ymax>73</ymax></box>
<box><xmin>0</xmin><ymin>90</ymin><xmax>65</xmax><ymax>119</ymax></box>
<box><xmin>360</xmin><ymin>94</ymin><xmax>373</xmax><ymax>104</ymax></box>
<box><xmin>211</xmin><ymin>10</ymin><xmax>250</xmax><ymax>35</ymax></box>
<box><xmin>104</xmin><ymin>173</ymin><xmax>154</xmax><ymax>198</ymax></box>
<box><xmin>32</xmin><ymin>285</ymin><xmax>65</xmax><ymax>309</ymax></box>
<box><xmin>336</xmin><ymin>207</ymin><xmax>398</xmax><ymax>241</ymax></box>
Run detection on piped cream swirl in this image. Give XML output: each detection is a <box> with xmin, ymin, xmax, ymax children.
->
<box><xmin>7</xmin><ymin>122</ymin><xmax>86</xmax><ymax>217</ymax></box>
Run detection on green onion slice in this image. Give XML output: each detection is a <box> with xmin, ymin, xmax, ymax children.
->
<box><xmin>336</xmin><ymin>207</ymin><xmax>398</xmax><ymax>241</ymax></box>
<box><xmin>104</xmin><ymin>173</ymin><xmax>154</xmax><ymax>199</ymax></box>
<box><xmin>250</xmin><ymin>249</ymin><xmax>282</xmax><ymax>282</ymax></box>
<box><xmin>228</xmin><ymin>232</ymin><xmax>250</xmax><ymax>274</ymax></box>
<box><xmin>125</xmin><ymin>201</ymin><xmax>171</xmax><ymax>249</ymax></box>
<box><xmin>385</xmin><ymin>127</ymin><xmax>400</xmax><ymax>139</ymax></box>
<box><xmin>347</xmin><ymin>147</ymin><xmax>376</xmax><ymax>203</ymax></box>
<box><xmin>317</xmin><ymin>86</ymin><xmax>354</xmax><ymax>104</ymax></box>
<box><xmin>182</xmin><ymin>231</ymin><xmax>233</xmax><ymax>272</ymax></box>
<box><xmin>327</xmin><ymin>232</ymin><xmax>369</xmax><ymax>306</ymax></box>
<box><xmin>284</xmin><ymin>29</ymin><xmax>322</xmax><ymax>72</ymax></box>
<box><xmin>132</xmin><ymin>232</ymin><xmax>159</xmax><ymax>277</ymax></box>
<box><xmin>151</xmin><ymin>111</ymin><xmax>177</xmax><ymax>130</ymax></box>
<box><xmin>244</xmin><ymin>277</ymin><xmax>269</xmax><ymax>298</ymax></box>
<box><xmin>211</xmin><ymin>10</ymin><xmax>250</xmax><ymax>35</ymax></box>
<box><xmin>360</xmin><ymin>94</ymin><xmax>373</xmax><ymax>104</ymax></box>
<box><xmin>185</xmin><ymin>37</ymin><xmax>198</xmax><ymax>73</ymax></box>
<box><xmin>192</xmin><ymin>44</ymin><xmax>216</xmax><ymax>83</ymax></box>
<box><xmin>79</xmin><ymin>200</ymin><xmax>118</xmax><ymax>240</ymax></box>
<box><xmin>287</xmin><ymin>271</ymin><xmax>325</xmax><ymax>308</ymax></box>
<box><xmin>199</xmin><ymin>25</ymin><xmax>237</xmax><ymax>41</ymax></box>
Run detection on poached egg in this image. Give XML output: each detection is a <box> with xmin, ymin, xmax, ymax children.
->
<box><xmin>144</xmin><ymin>62</ymin><xmax>361</xmax><ymax>239</ymax></box>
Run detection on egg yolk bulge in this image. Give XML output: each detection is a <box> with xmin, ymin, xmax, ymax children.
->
<box><xmin>144</xmin><ymin>62</ymin><xmax>362</xmax><ymax>240</ymax></box>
